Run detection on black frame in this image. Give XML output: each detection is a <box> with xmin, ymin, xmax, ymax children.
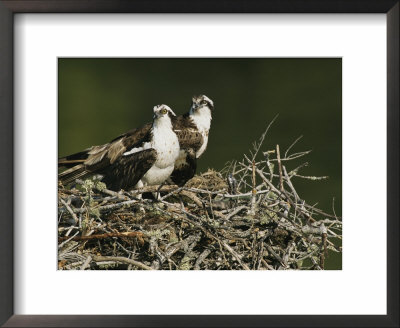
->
<box><xmin>0</xmin><ymin>1</ymin><xmax>398</xmax><ymax>327</ymax></box>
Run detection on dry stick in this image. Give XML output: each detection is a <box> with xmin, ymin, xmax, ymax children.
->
<box><xmin>209</xmin><ymin>208</ymin><xmax>228</xmax><ymax>220</ymax></box>
<box><xmin>80</xmin><ymin>255</ymin><xmax>92</xmax><ymax>270</ymax></box>
<box><xmin>284</xmin><ymin>135</ymin><xmax>303</xmax><ymax>158</ymax></box>
<box><xmin>71</xmin><ymin>199</ymin><xmax>139</xmax><ymax>214</ymax></box>
<box><xmin>261</xmin><ymin>259</ymin><xmax>275</xmax><ymax>270</ymax></box>
<box><xmin>276</xmin><ymin>144</ymin><xmax>284</xmax><ymax>192</ymax></box>
<box><xmin>302</xmin><ymin>204</ymin><xmax>340</xmax><ymax>220</ymax></box>
<box><xmin>235</xmin><ymin>149</ymin><xmax>310</xmax><ymax>175</ymax></box>
<box><xmin>296</xmin><ymin>248</ymin><xmax>320</xmax><ymax>263</ymax></box>
<box><xmin>256</xmin><ymin>239</ymin><xmax>264</xmax><ymax>270</ymax></box>
<box><xmin>91</xmin><ymin>184</ymin><xmax>129</xmax><ymax>201</ymax></box>
<box><xmin>130</xmin><ymin>184</ymin><xmax>179</xmax><ymax>195</ymax></box>
<box><xmin>249</xmin><ymin>160</ymin><xmax>257</xmax><ymax>216</ymax></box>
<box><xmin>60</xmin><ymin>198</ymin><xmax>79</xmax><ymax>224</ymax></box>
<box><xmin>276</xmin><ymin>208</ymin><xmax>337</xmax><ymax>253</ymax></box>
<box><xmin>250</xmin><ymin>150</ymin><xmax>312</xmax><ymax>165</ymax></box>
<box><xmin>180</xmin><ymin>190</ymin><xmax>203</xmax><ymax>207</ymax></box>
<box><xmin>251</xmin><ymin>114</ymin><xmax>279</xmax><ymax>161</ymax></box>
<box><xmin>220</xmin><ymin>189</ymin><xmax>270</xmax><ymax>199</ymax></box>
<box><xmin>225</xmin><ymin>205</ymin><xmax>248</xmax><ymax>220</ymax></box>
<box><xmin>179</xmin><ymin>233</ymin><xmax>202</xmax><ymax>269</ymax></box>
<box><xmin>207</xmin><ymin>193</ymin><xmax>216</xmax><ymax>221</ymax></box>
<box><xmin>256</xmin><ymin>167</ymin><xmax>317</xmax><ymax>224</ymax></box>
<box><xmin>331</xmin><ymin>197</ymin><xmax>338</xmax><ymax>220</ymax></box>
<box><xmin>283</xmin><ymin>166</ymin><xmax>301</xmax><ymax>223</ymax></box>
<box><xmin>265</xmin><ymin>244</ymin><xmax>286</xmax><ymax>268</ymax></box>
<box><xmin>150</xmin><ymin>239</ymin><xmax>168</xmax><ymax>270</ymax></box>
<box><xmin>58</xmin><ymin>231</ymin><xmax>79</xmax><ymax>249</ymax></box>
<box><xmin>283</xmin><ymin>242</ymin><xmax>296</xmax><ymax>267</ymax></box>
<box><xmin>194</xmin><ymin>248</ymin><xmax>212</xmax><ymax>270</ymax></box>
<box><xmin>256</xmin><ymin>168</ymin><xmax>286</xmax><ymax>200</ymax></box>
<box><xmin>257</xmin><ymin>167</ymin><xmax>334</xmax><ymax>262</ymax></box>
<box><xmin>288</xmin><ymin>162</ymin><xmax>309</xmax><ymax>176</ymax></box>
<box><xmin>284</xmin><ymin>150</ymin><xmax>312</xmax><ymax>160</ymax></box>
<box><xmin>293</xmin><ymin>174</ymin><xmax>329</xmax><ymax>180</ymax></box>
<box><xmin>183</xmin><ymin>184</ymin><xmax>270</xmax><ymax>199</ymax></box>
<box><xmin>220</xmin><ymin>240</ymin><xmax>249</xmax><ymax>270</ymax></box>
<box><xmin>91</xmin><ymin>255</ymin><xmax>152</xmax><ymax>270</ymax></box>
<box><xmin>184</xmin><ymin>215</ymin><xmax>249</xmax><ymax>269</ymax></box>
<box><xmin>58</xmin><ymin>231</ymin><xmax>144</xmax><ymax>242</ymax></box>
<box><xmin>162</xmin><ymin>203</ymin><xmax>250</xmax><ymax>270</ymax></box>
<box><xmin>310</xmin><ymin>257</ymin><xmax>322</xmax><ymax>270</ymax></box>
<box><xmin>237</xmin><ymin>159</ymin><xmax>251</xmax><ymax>191</ymax></box>
<box><xmin>319</xmin><ymin>224</ymin><xmax>328</xmax><ymax>269</ymax></box>
<box><xmin>283</xmin><ymin>166</ymin><xmax>299</xmax><ymax>201</ymax></box>
<box><xmin>214</xmin><ymin>239</ymin><xmax>230</xmax><ymax>268</ymax></box>
<box><xmin>152</xmin><ymin>234</ymin><xmax>199</xmax><ymax>269</ymax></box>
<box><xmin>141</xmin><ymin>200</ymin><xmax>226</xmax><ymax>267</ymax></box>
<box><xmin>160</xmin><ymin>187</ymin><xmax>184</xmax><ymax>200</ymax></box>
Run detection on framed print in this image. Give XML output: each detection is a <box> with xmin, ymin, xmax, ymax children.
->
<box><xmin>0</xmin><ymin>1</ymin><xmax>398</xmax><ymax>327</ymax></box>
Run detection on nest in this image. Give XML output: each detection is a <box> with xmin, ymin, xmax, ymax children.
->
<box><xmin>58</xmin><ymin>131</ymin><xmax>342</xmax><ymax>270</ymax></box>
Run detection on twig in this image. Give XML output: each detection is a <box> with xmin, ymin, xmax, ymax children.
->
<box><xmin>285</xmin><ymin>135</ymin><xmax>303</xmax><ymax>158</ymax></box>
<box><xmin>194</xmin><ymin>248</ymin><xmax>212</xmax><ymax>270</ymax></box>
<box><xmin>80</xmin><ymin>255</ymin><xmax>92</xmax><ymax>270</ymax></box>
<box><xmin>92</xmin><ymin>255</ymin><xmax>152</xmax><ymax>270</ymax></box>
<box><xmin>276</xmin><ymin>144</ymin><xmax>284</xmax><ymax>192</ymax></box>
<box><xmin>251</xmin><ymin>114</ymin><xmax>279</xmax><ymax>161</ymax></box>
<box><xmin>60</xmin><ymin>198</ymin><xmax>79</xmax><ymax>224</ymax></box>
<box><xmin>58</xmin><ymin>231</ymin><xmax>144</xmax><ymax>243</ymax></box>
<box><xmin>58</xmin><ymin>231</ymin><xmax>79</xmax><ymax>249</ymax></box>
<box><xmin>249</xmin><ymin>160</ymin><xmax>257</xmax><ymax>215</ymax></box>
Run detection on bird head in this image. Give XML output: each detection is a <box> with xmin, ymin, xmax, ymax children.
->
<box><xmin>190</xmin><ymin>95</ymin><xmax>214</xmax><ymax>113</ymax></box>
<box><xmin>153</xmin><ymin>104</ymin><xmax>176</xmax><ymax>120</ymax></box>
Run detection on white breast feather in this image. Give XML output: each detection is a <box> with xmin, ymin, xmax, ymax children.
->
<box><xmin>190</xmin><ymin>106</ymin><xmax>212</xmax><ymax>158</ymax></box>
<box><xmin>174</xmin><ymin>149</ymin><xmax>189</xmax><ymax>169</ymax></box>
<box><xmin>140</xmin><ymin>116</ymin><xmax>180</xmax><ymax>186</ymax></box>
<box><xmin>123</xmin><ymin>142</ymin><xmax>151</xmax><ymax>156</ymax></box>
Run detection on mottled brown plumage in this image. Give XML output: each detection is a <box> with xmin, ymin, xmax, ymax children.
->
<box><xmin>58</xmin><ymin>124</ymin><xmax>155</xmax><ymax>190</ymax></box>
<box><xmin>169</xmin><ymin>148</ymin><xmax>197</xmax><ymax>186</ymax></box>
<box><xmin>168</xmin><ymin>95</ymin><xmax>213</xmax><ymax>186</ymax></box>
<box><xmin>171</xmin><ymin>113</ymin><xmax>203</xmax><ymax>152</ymax></box>
<box><xmin>59</xmin><ymin>106</ymin><xmax>179</xmax><ymax>191</ymax></box>
<box><xmin>59</xmin><ymin>95</ymin><xmax>213</xmax><ymax>188</ymax></box>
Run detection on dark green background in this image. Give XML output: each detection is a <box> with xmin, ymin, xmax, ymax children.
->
<box><xmin>58</xmin><ymin>58</ymin><xmax>342</xmax><ymax>269</ymax></box>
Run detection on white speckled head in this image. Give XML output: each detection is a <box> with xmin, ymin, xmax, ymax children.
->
<box><xmin>190</xmin><ymin>95</ymin><xmax>214</xmax><ymax>113</ymax></box>
<box><xmin>153</xmin><ymin>104</ymin><xmax>176</xmax><ymax>119</ymax></box>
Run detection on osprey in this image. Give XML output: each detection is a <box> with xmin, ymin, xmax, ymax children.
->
<box><xmin>169</xmin><ymin>94</ymin><xmax>214</xmax><ymax>186</ymax></box>
<box><xmin>58</xmin><ymin>105</ymin><xmax>180</xmax><ymax>191</ymax></box>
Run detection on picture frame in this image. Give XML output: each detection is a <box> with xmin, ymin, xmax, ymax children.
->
<box><xmin>0</xmin><ymin>0</ymin><xmax>398</xmax><ymax>327</ymax></box>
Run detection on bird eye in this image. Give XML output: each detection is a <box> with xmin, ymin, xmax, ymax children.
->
<box><xmin>161</xmin><ymin>108</ymin><xmax>168</xmax><ymax>115</ymax></box>
<box><xmin>201</xmin><ymin>100</ymin><xmax>208</xmax><ymax>105</ymax></box>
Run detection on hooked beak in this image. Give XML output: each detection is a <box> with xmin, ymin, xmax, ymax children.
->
<box><xmin>191</xmin><ymin>102</ymin><xmax>200</xmax><ymax>111</ymax></box>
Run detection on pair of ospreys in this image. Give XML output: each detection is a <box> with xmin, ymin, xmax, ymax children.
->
<box><xmin>58</xmin><ymin>95</ymin><xmax>214</xmax><ymax>192</ymax></box>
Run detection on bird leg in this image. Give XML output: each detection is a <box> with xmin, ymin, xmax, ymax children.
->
<box><xmin>153</xmin><ymin>182</ymin><xmax>166</xmax><ymax>201</ymax></box>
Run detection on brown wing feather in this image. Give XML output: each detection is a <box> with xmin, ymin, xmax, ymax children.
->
<box><xmin>171</xmin><ymin>115</ymin><xmax>203</xmax><ymax>153</ymax></box>
<box><xmin>174</xmin><ymin>129</ymin><xmax>203</xmax><ymax>152</ymax></box>
<box><xmin>58</xmin><ymin>164</ymin><xmax>88</xmax><ymax>185</ymax></box>
<box><xmin>58</xmin><ymin>148</ymin><xmax>93</xmax><ymax>167</ymax></box>
<box><xmin>58</xmin><ymin>123</ymin><xmax>153</xmax><ymax>187</ymax></box>
<box><xmin>170</xmin><ymin>149</ymin><xmax>197</xmax><ymax>186</ymax></box>
<box><xmin>101</xmin><ymin>149</ymin><xmax>157</xmax><ymax>191</ymax></box>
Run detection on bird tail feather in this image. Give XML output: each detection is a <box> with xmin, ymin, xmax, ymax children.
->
<box><xmin>58</xmin><ymin>164</ymin><xmax>89</xmax><ymax>186</ymax></box>
<box><xmin>58</xmin><ymin>150</ymin><xmax>90</xmax><ymax>168</ymax></box>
